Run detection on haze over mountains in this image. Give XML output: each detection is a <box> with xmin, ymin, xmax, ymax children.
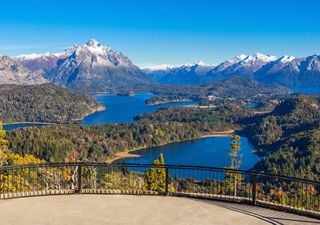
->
<box><xmin>0</xmin><ymin>38</ymin><xmax>317</xmax><ymax>92</ymax></box>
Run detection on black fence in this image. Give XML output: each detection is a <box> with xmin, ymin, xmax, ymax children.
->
<box><xmin>0</xmin><ymin>162</ymin><xmax>319</xmax><ymax>218</ymax></box>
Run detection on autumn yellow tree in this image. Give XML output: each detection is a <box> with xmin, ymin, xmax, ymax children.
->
<box><xmin>226</xmin><ymin>135</ymin><xmax>243</xmax><ymax>196</ymax></box>
<box><xmin>0</xmin><ymin>121</ymin><xmax>45</xmax><ymax>192</ymax></box>
<box><xmin>0</xmin><ymin>121</ymin><xmax>8</xmax><ymax>166</ymax></box>
<box><xmin>144</xmin><ymin>153</ymin><xmax>167</xmax><ymax>192</ymax></box>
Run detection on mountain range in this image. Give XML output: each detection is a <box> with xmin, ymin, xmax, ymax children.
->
<box><xmin>0</xmin><ymin>39</ymin><xmax>319</xmax><ymax>91</ymax></box>
<box><xmin>145</xmin><ymin>53</ymin><xmax>320</xmax><ymax>89</ymax></box>
<box><xmin>143</xmin><ymin>61</ymin><xmax>215</xmax><ymax>85</ymax></box>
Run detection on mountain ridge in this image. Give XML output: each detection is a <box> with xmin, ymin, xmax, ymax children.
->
<box><xmin>9</xmin><ymin>42</ymin><xmax>320</xmax><ymax>89</ymax></box>
<box><xmin>14</xmin><ymin>39</ymin><xmax>154</xmax><ymax>92</ymax></box>
<box><xmin>0</xmin><ymin>56</ymin><xmax>48</xmax><ymax>85</ymax></box>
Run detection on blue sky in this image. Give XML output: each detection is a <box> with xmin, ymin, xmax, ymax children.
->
<box><xmin>1</xmin><ymin>0</ymin><xmax>320</xmax><ymax>66</ymax></box>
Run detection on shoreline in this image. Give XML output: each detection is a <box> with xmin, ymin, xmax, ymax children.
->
<box><xmin>72</xmin><ymin>105</ymin><xmax>106</xmax><ymax>122</ymax></box>
<box><xmin>3</xmin><ymin>122</ymin><xmax>57</xmax><ymax>125</ymax></box>
<box><xmin>107</xmin><ymin>130</ymin><xmax>235</xmax><ymax>163</ymax></box>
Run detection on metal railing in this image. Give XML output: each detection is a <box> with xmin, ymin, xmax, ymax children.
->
<box><xmin>0</xmin><ymin>162</ymin><xmax>319</xmax><ymax>219</ymax></box>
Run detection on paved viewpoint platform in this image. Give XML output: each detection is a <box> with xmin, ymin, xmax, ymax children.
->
<box><xmin>0</xmin><ymin>195</ymin><xmax>319</xmax><ymax>225</ymax></box>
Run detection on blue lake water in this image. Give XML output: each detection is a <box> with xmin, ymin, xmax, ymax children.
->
<box><xmin>3</xmin><ymin>123</ymin><xmax>49</xmax><ymax>131</ymax></box>
<box><xmin>292</xmin><ymin>87</ymin><xmax>320</xmax><ymax>94</ymax></box>
<box><xmin>3</xmin><ymin>93</ymin><xmax>259</xmax><ymax>169</ymax></box>
<box><xmin>4</xmin><ymin>93</ymin><xmax>195</xmax><ymax>130</ymax></box>
<box><xmin>121</xmin><ymin>136</ymin><xmax>258</xmax><ymax>170</ymax></box>
<box><xmin>81</xmin><ymin>93</ymin><xmax>196</xmax><ymax>124</ymax></box>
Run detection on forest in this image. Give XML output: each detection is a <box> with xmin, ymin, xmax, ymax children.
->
<box><xmin>3</xmin><ymin>93</ymin><xmax>320</xmax><ymax>182</ymax></box>
<box><xmin>0</xmin><ymin>84</ymin><xmax>102</xmax><ymax>123</ymax></box>
<box><xmin>6</xmin><ymin>104</ymin><xmax>251</xmax><ymax>163</ymax></box>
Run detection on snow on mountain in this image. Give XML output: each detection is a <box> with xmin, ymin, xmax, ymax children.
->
<box><xmin>279</xmin><ymin>55</ymin><xmax>295</xmax><ymax>63</ymax></box>
<box><xmin>255</xmin><ymin>55</ymin><xmax>297</xmax><ymax>77</ymax></box>
<box><xmin>0</xmin><ymin>56</ymin><xmax>48</xmax><ymax>85</ymax></box>
<box><xmin>15</xmin><ymin>52</ymin><xmax>67</xmax><ymax>74</ymax></box>
<box><xmin>61</xmin><ymin>38</ymin><xmax>135</xmax><ymax>68</ymax></box>
<box><xmin>10</xmin><ymin>41</ymin><xmax>320</xmax><ymax>89</ymax></box>
<box><xmin>15</xmin><ymin>52</ymin><xmax>65</xmax><ymax>60</ymax></box>
<box><xmin>221</xmin><ymin>53</ymin><xmax>277</xmax><ymax>76</ymax></box>
<box><xmin>143</xmin><ymin>64</ymin><xmax>176</xmax><ymax>72</ymax></box>
<box><xmin>210</xmin><ymin>54</ymin><xmax>247</xmax><ymax>73</ymax></box>
<box><xmin>45</xmin><ymin>39</ymin><xmax>153</xmax><ymax>91</ymax></box>
<box><xmin>254</xmin><ymin>55</ymin><xmax>320</xmax><ymax>87</ymax></box>
<box><xmin>145</xmin><ymin>61</ymin><xmax>215</xmax><ymax>85</ymax></box>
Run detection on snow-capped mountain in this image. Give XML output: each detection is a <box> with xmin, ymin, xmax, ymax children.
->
<box><xmin>0</xmin><ymin>56</ymin><xmax>47</xmax><ymax>85</ymax></box>
<box><xmin>206</xmin><ymin>53</ymin><xmax>277</xmax><ymax>80</ymax></box>
<box><xmin>16</xmin><ymin>39</ymin><xmax>153</xmax><ymax>92</ymax></box>
<box><xmin>146</xmin><ymin>53</ymin><xmax>278</xmax><ymax>84</ymax></box>
<box><xmin>147</xmin><ymin>53</ymin><xmax>320</xmax><ymax>88</ymax></box>
<box><xmin>144</xmin><ymin>61</ymin><xmax>215</xmax><ymax>85</ymax></box>
<box><xmin>15</xmin><ymin>52</ymin><xmax>66</xmax><ymax>74</ymax></box>
<box><xmin>10</xmin><ymin>42</ymin><xmax>320</xmax><ymax>89</ymax></box>
<box><xmin>255</xmin><ymin>55</ymin><xmax>320</xmax><ymax>87</ymax></box>
<box><xmin>226</xmin><ymin>53</ymin><xmax>277</xmax><ymax>74</ymax></box>
<box><xmin>209</xmin><ymin>54</ymin><xmax>247</xmax><ymax>74</ymax></box>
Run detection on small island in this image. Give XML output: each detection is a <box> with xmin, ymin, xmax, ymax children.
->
<box><xmin>145</xmin><ymin>95</ymin><xmax>192</xmax><ymax>105</ymax></box>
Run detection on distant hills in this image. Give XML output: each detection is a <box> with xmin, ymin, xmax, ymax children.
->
<box><xmin>0</xmin><ymin>39</ymin><xmax>318</xmax><ymax>92</ymax></box>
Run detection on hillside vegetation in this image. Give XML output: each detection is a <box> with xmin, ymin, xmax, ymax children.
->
<box><xmin>6</xmin><ymin>105</ymin><xmax>250</xmax><ymax>162</ymax></box>
<box><xmin>243</xmin><ymin>95</ymin><xmax>320</xmax><ymax>180</ymax></box>
<box><xmin>0</xmin><ymin>84</ymin><xmax>102</xmax><ymax>123</ymax></box>
<box><xmin>5</xmin><ymin>93</ymin><xmax>320</xmax><ymax>181</ymax></box>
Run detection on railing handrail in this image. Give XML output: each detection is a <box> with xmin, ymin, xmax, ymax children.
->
<box><xmin>1</xmin><ymin>162</ymin><xmax>319</xmax><ymax>185</ymax></box>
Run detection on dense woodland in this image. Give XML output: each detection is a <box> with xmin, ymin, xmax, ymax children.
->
<box><xmin>7</xmin><ymin>122</ymin><xmax>199</xmax><ymax>162</ymax></box>
<box><xmin>0</xmin><ymin>84</ymin><xmax>102</xmax><ymax>123</ymax></box>
<box><xmin>147</xmin><ymin>77</ymin><xmax>290</xmax><ymax>103</ymax></box>
<box><xmin>242</xmin><ymin>95</ymin><xmax>320</xmax><ymax>180</ymax></box>
<box><xmin>3</xmin><ymin>91</ymin><xmax>320</xmax><ymax>182</ymax></box>
<box><xmin>114</xmin><ymin>77</ymin><xmax>290</xmax><ymax>107</ymax></box>
<box><xmin>6</xmin><ymin>105</ymin><xmax>251</xmax><ymax>163</ymax></box>
<box><xmin>135</xmin><ymin>104</ymin><xmax>252</xmax><ymax>133</ymax></box>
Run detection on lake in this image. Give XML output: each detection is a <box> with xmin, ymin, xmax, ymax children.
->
<box><xmin>4</xmin><ymin>93</ymin><xmax>195</xmax><ymax>130</ymax></box>
<box><xmin>292</xmin><ymin>87</ymin><xmax>320</xmax><ymax>94</ymax></box>
<box><xmin>3</xmin><ymin>93</ymin><xmax>259</xmax><ymax>169</ymax></box>
<box><xmin>3</xmin><ymin>123</ymin><xmax>50</xmax><ymax>131</ymax></box>
<box><xmin>120</xmin><ymin>136</ymin><xmax>258</xmax><ymax>170</ymax></box>
<box><xmin>81</xmin><ymin>93</ymin><xmax>196</xmax><ymax>124</ymax></box>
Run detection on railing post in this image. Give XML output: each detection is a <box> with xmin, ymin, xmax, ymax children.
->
<box><xmin>251</xmin><ymin>174</ymin><xmax>257</xmax><ymax>205</ymax></box>
<box><xmin>77</xmin><ymin>165</ymin><xmax>82</xmax><ymax>194</ymax></box>
<box><xmin>165</xmin><ymin>167</ymin><xmax>169</xmax><ymax>195</ymax></box>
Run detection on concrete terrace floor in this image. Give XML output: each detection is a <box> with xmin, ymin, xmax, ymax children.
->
<box><xmin>0</xmin><ymin>195</ymin><xmax>319</xmax><ymax>225</ymax></box>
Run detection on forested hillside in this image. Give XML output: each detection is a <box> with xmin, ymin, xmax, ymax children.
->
<box><xmin>135</xmin><ymin>104</ymin><xmax>252</xmax><ymax>132</ymax></box>
<box><xmin>7</xmin><ymin>122</ymin><xmax>199</xmax><ymax>162</ymax></box>
<box><xmin>0</xmin><ymin>84</ymin><xmax>103</xmax><ymax>123</ymax></box>
<box><xmin>243</xmin><ymin>95</ymin><xmax>320</xmax><ymax>180</ymax></box>
<box><xmin>5</xmin><ymin>93</ymin><xmax>320</xmax><ymax>181</ymax></box>
<box><xmin>6</xmin><ymin>105</ymin><xmax>250</xmax><ymax>163</ymax></box>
